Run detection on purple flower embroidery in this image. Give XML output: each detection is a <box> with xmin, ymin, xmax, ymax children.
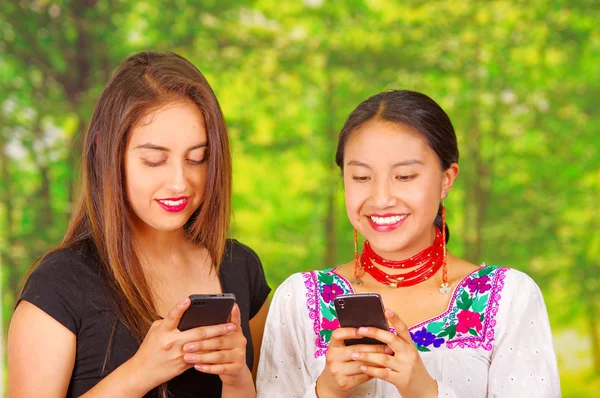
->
<box><xmin>410</xmin><ymin>327</ymin><xmax>445</xmax><ymax>348</ymax></box>
<box><xmin>468</xmin><ymin>276</ymin><xmax>492</xmax><ymax>294</ymax></box>
<box><xmin>322</xmin><ymin>317</ymin><xmax>340</xmax><ymax>330</ymax></box>
<box><xmin>321</xmin><ymin>283</ymin><xmax>344</xmax><ymax>303</ymax></box>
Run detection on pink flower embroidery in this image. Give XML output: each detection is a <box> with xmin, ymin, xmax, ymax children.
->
<box><xmin>456</xmin><ymin>310</ymin><xmax>483</xmax><ymax>334</ymax></box>
<box><xmin>322</xmin><ymin>317</ymin><xmax>340</xmax><ymax>331</ymax></box>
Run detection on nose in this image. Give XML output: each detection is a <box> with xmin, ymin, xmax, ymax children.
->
<box><xmin>167</xmin><ymin>161</ymin><xmax>188</xmax><ymax>194</ymax></box>
<box><xmin>371</xmin><ymin>179</ymin><xmax>397</xmax><ymax>209</ymax></box>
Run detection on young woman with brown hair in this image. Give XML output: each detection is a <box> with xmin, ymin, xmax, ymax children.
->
<box><xmin>8</xmin><ymin>51</ymin><xmax>270</xmax><ymax>398</ymax></box>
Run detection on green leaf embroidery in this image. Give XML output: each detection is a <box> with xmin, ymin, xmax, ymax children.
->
<box><xmin>320</xmin><ymin>329</ymin><xmax>333</xmax><ymax>342</ymax></box>
<box><xmin>460</xmin><ymin>290</ymin><xmax>470</xmax><ymax>303</ymax></box>
<box><xmin>321</xmin><ymin>303</ymin><xmax>337</xmax><ymax>321</ymax></box>
<box><xmin>447</xmin><ymin>325</ymin><xmax>457</xmax><ymax>340</ymax></box>
<box><xmin>437</xmin><ymin>328</ymin><xmax>450</xmax><ymax>338</ymax></box>
<box><xmin>472</xmin><ymin>294</ymin><xmax>489</xmax><ymax>312</ymax></box>
<box><xmin>416</xmin><ymin>345</ymin><xmax>431</xmax><ymax>352</ymax></box>
<box><xmin>319</xmin><ymin>273</ymin><xmax>335</xmax><ymax>286</ymax></box>
<box><xmin>427</xmin><ymin>321</ymin><xmax>445</xmax><ymax>334</ymax></box>
<box><xmin>468</xmin><ymin>328</ymin><xmax>479</xmax><ymax>336</ymax></box>
<box><xmin>480</xmin><ymin>313</ymin><xmax>485</xmax><ymax>322</ymax></box>
<box><xmin>477</xmin><ymin>266</ymin><xmax>496</xmax><ymax>277</ymax></box>
<box><xmin>457</xmin><ymin>296</ymin><xmax>473</xmax><ymax>310</ymax></box>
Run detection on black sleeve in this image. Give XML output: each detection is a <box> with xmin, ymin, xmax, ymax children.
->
<box><xmin>237</xmin><ymin>243</ymin><xmax>271</xmax><ymax>319</ymax></box>
<box><xmin>18</xmin><ymin>249</ymin><xmax>85</xmax><ymax>334</ymax></box>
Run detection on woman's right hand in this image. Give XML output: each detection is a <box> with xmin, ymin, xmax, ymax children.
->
<box><xmin>316</xmin><ymin>328</ymin><xmax>393</xmax><ymax>398</ymax></box>
<box><xmin>126</xmin><ymin>297</ymin><xmax>237</xmax><ymax>393</ymax></box>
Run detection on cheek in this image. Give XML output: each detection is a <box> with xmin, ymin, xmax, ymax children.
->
<box><xmin>344</xmin><ymin>183</ymin><xmax>367</xmax><ymax>217</ymax></box>
<box><xmin>124</xmin><ymin>163</ymin><xmax>157</xmax><ymax>205</ymax></box>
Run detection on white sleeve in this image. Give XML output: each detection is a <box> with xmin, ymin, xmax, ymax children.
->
<box><xmin>256</xmin><ymin>273</ymin><xmax>318</xmax><ymax>398</ymax></box>
<box><xmin>488</xmin><ymin>270</ymin><xmax>561</xmax><ymax>397</ymax></box>
<box><xmin>436</xmin><ymin>381</ymin><xmax>458</xmax><ymax>397</ymax></box>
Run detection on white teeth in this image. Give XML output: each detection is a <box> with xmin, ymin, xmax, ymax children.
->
<box><xmin>160</xmin><ymin>199</ymin><xmax>185</xmax><ymax>206</ymax></box>
<box><xmin>370</xmin><ymin>215</ymin><xmax>407</xmax><ymax>225</ymax></box>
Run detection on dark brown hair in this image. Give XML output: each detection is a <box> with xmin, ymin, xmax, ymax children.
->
<box><xmin>335</xmin><ymin>90</ymin><xmax>459</xmax><ymax>242</ymax></box>
<box><xmin>22</xmin><ymin>51</ymin><xmax>232</xmax><ymax>395</ymax></box>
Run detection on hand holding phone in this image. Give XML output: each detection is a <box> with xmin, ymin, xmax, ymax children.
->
<box><xmin>334</xmin><ymin>293</ymin><xmax>389</xmax><ymax>345</ymax></box>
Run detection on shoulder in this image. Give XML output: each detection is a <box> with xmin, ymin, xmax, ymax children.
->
<box><xmin>223</xmin><ymin>239</ymin><xmax>261</xmax><ymax>265</ymax></box>
<box><xmin>476</xmin><ymin>264</ymin><xmax>542</xmax><ymax>297</ymax></box>
<box><xmin>271</xmin><ymin>267</ymin><xmax>350</xmax><ymax>312</ymax></box>
<box><xmin>19</xmin><ymin>241</ymin><xmax>102</xmax><ymax>334</ymax></box>
<box><xmin>28</xmin><ymin>241</ymin><xmax>101</xmax><ymax>285</ymax></box>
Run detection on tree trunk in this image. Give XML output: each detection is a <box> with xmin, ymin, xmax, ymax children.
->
<box><xmin>587</xmin><ymin>299</ymin><xmax>600</xmax><ymax>375</ymax></box>
<box><xmin>323</xmin><ymin>66</ymin><xmax>337</xmax><ymax>268</ymax></box>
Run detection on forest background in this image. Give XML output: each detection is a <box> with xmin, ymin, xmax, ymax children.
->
<box><xmin>0</xmin><ymin>0</ymin><xmax>598</xmax><ymax>396</ymax></box>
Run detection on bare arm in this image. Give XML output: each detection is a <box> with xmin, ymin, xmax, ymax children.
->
<box><xmin>8</xmin><ymin>301</ymin><xmax>76</xmax><ymax>397</ymax></box>
<box><xmin>8</xmin><ymin>301</ymin><xmax>147</xmax><ymax>398</ymax></box>
<box><xmin>249</xmin><ymin>298</ymin><xmax>271</xmax><ymax>380</ymax></box>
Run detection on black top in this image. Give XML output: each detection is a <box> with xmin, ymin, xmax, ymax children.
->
<box><xmin>19</xmin><ymin>239</ymin><xmax>271</xmax><ymax>398</ymax></box>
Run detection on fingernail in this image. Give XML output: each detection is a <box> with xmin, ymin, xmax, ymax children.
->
<box><xmin>360</xmin><ymin>365</ymin><xmax>367</xmax><ymax>372</ymax></box>
<box><xmin>184</xmin><ymin>354</ymin><xmax>195</xmax><ymax>362</ymax></box>
<box><xmin>226</xmin><ymin>324</ymin><xmax>236</xmax><ymax>332</ymax></box>
<box><xmin>385</xmin><ymin>309</ymin><xmax>394</xmax><ymax>317</ymax></box>
<box><xmin>184</xmin><ymin>344</ymin><xmax>195</xmax><ymax>352</ymax></box>
<box><xmin>358</xmin><ymin>327</ymin><xmax>368</xmax><ymax>334</ymax></box>
<box><xmin>385</xmin><ymin>346</ymin><xmax>393</xmax><ymax>354</ymax></box>
<box><xmin>195</xmin><ymin>364</ymin><xmax>204</xmax><ymax>371</ymax></box>
<box><xmin>351</xmin><ymin>352</ymin><xmax>360</xmax><ymax>360</ymax></box>
<box><xmin>181</xmin><ymin>298</ymin><xmax>190</xmax><ymax>306</ymax></box>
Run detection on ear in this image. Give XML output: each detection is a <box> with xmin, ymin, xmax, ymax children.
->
<box><xmin>441</xmin><ymin>163</ymin><xmax>459</xmax><ymax>200</ymax></box>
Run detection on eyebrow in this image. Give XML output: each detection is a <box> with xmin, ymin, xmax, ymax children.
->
<box><xmin>346</xmin><ymin>159</ymin><xmax>424</xmax><ymax>168</ymax></box>
<box><xmin>134</xmin><ymin>142</ymin><xmax>208</xmax><ymax>151</ymax></box>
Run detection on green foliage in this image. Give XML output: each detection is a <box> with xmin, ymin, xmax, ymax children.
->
<box><xmin>1</xmin><ymin>0</ymin><xmax>598</xmax><ymax>394</ymax></box>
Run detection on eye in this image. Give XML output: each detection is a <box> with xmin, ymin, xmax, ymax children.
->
<box><xmin>187</xmin><ymin>156</ymin><xmax>207</xmax><ymax>165</ymax></box>
<box><xmin>142</xmin><ymin>159</ymin><xmax>165</xmax><ymax>167</ymax></box>
<box><xmin>352</xmin><ymin>176</ymin><xmax>370</xmax><ymax>182</ymax></box>
<box><xmin>396</xmin><ymin>174</ymin><xmax>417</xmax><ymax>182</ymax></box>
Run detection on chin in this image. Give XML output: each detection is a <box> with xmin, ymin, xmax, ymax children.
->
<box><xmin>365</xmin><ymin>232</ymin><xmax>412</xmax><ymax>254</ymax></box>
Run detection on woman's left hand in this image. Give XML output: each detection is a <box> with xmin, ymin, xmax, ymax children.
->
<box><xmin>350</xmin><ymin>309</ymin><xmax>438</xmax><ymax>398</ymax></box>
<box><xmin>181</xmin><ymin>304</ymin><xmax>252</xmax><ymax>388</ymax></box>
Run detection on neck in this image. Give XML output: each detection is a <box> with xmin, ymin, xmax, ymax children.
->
<box><xmin>132</xmin><ymin>221</ymin><xmax>197</xmax><ymax>268</ymax></box>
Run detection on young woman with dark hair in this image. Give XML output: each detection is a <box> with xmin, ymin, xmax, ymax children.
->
<box><xmin>257</xmin><ymin>90</ymin><xmax>559</xmax><ymax>398</ymax></box>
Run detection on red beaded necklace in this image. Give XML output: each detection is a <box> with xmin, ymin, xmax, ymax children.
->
<box><xmin>360</xmin><ymin>228</ymin><xmax>445</xmax><ymax>288</ymax></box>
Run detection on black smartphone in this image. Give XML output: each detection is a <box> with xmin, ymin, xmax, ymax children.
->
<box><xmin>334</xmin><ymin>293</ymin><xmax>389</xmax><ymax>345</ymax></box>
<box><xmin>177</xmin><ymin>293</ymin><xmax>236</xmax><ymax>331</ymax></box>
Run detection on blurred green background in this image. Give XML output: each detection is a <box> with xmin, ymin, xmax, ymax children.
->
<box><xmin>0</xmin><ymin>0</ymin><xmax>598</xmax><ymax>396</ymax></box>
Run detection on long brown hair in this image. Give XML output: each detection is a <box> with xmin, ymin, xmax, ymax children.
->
<box><xmin>22</xmin><ymin>50</ymin><xmax>232</xmax><ymax>378</ymax></box>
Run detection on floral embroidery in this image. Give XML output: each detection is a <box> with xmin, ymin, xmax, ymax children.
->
<box><xmin>411</xmin><ymin>265</ymin><xmax>508</xmax><ymax>352</ymax></box>
<box><xmin>321</xmin><ymin>283</ymin><xmax>344</xmax><ymax>303</ymax></box>
<box><xmin>322</xmin><ymin>318</ymin><xmax>339</xmax><ymax>330</ymax></box>
<box><xmin>456</xmin><ymin>310</ymin><xmax>483</xmax><ymax>334</ymax></box>
<box><xmin>303</xmin><ymin>265</ymin><xmax>508</xmax><ymax>357</ymax></box>
<box><xmin>468</xmin><ymin>275</ymin><xmax>492</xmax><ymax>294</ymax></box>
<box><xmin>303</xmin><ymin>268</ymin><xmax>352</xmax><ymax>358</ymax></box>
<box><xmin>410</xmin><ymin>327</ymin><xmax>445</xmax><ymax>348</ymax></box>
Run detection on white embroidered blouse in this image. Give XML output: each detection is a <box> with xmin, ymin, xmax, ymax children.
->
<box><xmin>256</xmin><ymin>265</ymin><xmax>561</xmax><ymax>397</ymax></box>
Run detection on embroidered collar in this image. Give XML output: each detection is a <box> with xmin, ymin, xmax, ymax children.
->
<box><xmin>302</xmin><ymin>265</ymin><xmax>508</xmax><ymax>358</ymax></box>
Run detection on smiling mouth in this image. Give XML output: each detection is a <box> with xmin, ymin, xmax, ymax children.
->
<box><xmin>155</xmin><ymin>197</ymin><xmax>190</xmax><ymax>213</ymax></box>
<box><xmin>157</xmin><ymin>198</ymin><xmax>187</xmax><ymax>206</ymax></box>
<box><xmin>369</xmin><ymin>214</ymin><xmax>408</xmax><ymax>225</ymax></box>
